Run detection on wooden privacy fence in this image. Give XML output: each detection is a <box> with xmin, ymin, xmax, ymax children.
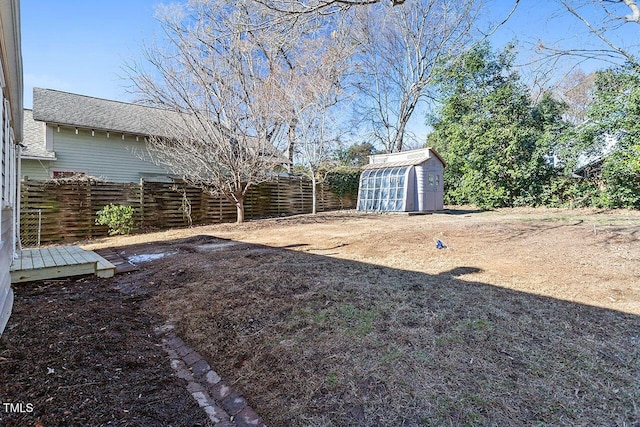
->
<box><xmin>20</xmin><ymin>176</ymin><xmax>356</xmax><ymax>244</ymax></box>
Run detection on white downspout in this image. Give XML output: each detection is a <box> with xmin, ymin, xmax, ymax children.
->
<box><xmin>13</xmin><ymin>142</ymin><xmax>22</xmax><ymax>255</ymax></box>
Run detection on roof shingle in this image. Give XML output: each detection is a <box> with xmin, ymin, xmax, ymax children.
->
<box><xmin>32</xmin><ymin>88</ymin><xmax>178</xmax><ymax>136</ymax></box>
<box><xmin>21</xmin><ymin>109</ymin><xmax>55</xmax><ymax>160</ymax></box>
<box><xmin>29</xmin><ymin>88</ymin><xmax>286</xmax><ymax>163</ymax></box>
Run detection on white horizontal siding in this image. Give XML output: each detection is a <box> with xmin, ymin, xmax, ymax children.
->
<box><xmin>0</xmin><ymin>207</ymin><xmax>13</xmax><ymax>335</ymax></box>
<box><xmin>0</xmin><ymin>269</ymin><xmax>13</xmax><ymax>336</ymax></box>
<box><xmin>1</xmin><ymin>206</ymin><xmax>13</xmax><ymax>259</ymax></box>
<box><xmin>50</xmin><ymin>127</ymin><xmax>169</xmax><ymax>183</ymax></box>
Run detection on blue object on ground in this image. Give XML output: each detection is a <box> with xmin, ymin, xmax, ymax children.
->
<box><xmin>436</xmin><ymin>240</ymin><xmax>444</xmax><ymax>249</ymax></box>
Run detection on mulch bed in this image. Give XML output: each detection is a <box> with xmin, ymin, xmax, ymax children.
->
<box><xmin>0</xmin><ymin>276</ymin><xmax>208</xmax><ymax>427</ymax></box>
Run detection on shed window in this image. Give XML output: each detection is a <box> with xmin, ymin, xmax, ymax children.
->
<box><xmin>358</xmin><ymin>166</ymin><xmax>408</xmax><ymax>212</ymax></box>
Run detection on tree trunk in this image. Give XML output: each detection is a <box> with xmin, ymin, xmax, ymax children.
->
<box><xmin>391</xmin><ymin>102</ymin><xmax>413</xmax><ymax>152</ymax></box>
<box><xmin>286</xmin><ymin>141</ymin><xmax>294</xmax><ymax>174</ymax></box>
<box><xmin>236</xmin><ymin>197</ymin><xmax>245</xmax><ymax>223</ymax></box>
<box><xmin>311</xmin><ymin>173</ymin><xmax>317</xmax><ymax>214</ymax></box>
<box><xmin>287</xmin><ymin>119</ymin><xmax>297</xmax><ymax>174</ymax></box>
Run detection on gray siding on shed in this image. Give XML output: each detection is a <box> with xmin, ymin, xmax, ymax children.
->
<box><xmin>413</xmin><ymin>156</ymin><xmax>445</xmax><ymax>211</ymax></box>
<box><xmin>47</xmin><ymin>126</ymin><xmax>169</xmax><ymax>183</ymax></box>
<box><xmin>357</xmin><ymin>148</ymin><xmax>446</xmax><ymax>213</ymax></box>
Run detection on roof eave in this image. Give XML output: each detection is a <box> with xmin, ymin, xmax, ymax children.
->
<box><xmin>363</xmin><ymin>147</ymin><xmax>447</xmax><ymax>170</ymax></box>
<box><xmin>42</xmin><ymin>121</ymin><xmax>152</xmax><ymax>138</ymax></box>
<box><xmin>21</xmin><ymin>155</ymin><xmax>56</xmax><ymax>161</ymax></box>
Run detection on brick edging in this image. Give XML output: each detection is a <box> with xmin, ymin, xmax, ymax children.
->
<box><xmin>155</xmin><ymin>323</ymin><xmax>266</xmax><ymax>427</ymax></box>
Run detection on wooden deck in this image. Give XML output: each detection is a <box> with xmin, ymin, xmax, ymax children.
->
<box><xmin>10</xmin><ymin>246</ymin><xmax>116</xmax><ymax>284</ymax></box>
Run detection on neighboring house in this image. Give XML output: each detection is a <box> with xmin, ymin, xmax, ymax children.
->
<box><xmin>22</xmin><ymin>88</ymin><xmax>174</xmax><ymax>183</ymax></box>
<box><xmin>21</xmin><ymin>108</ymin><xmax>55</xmax><ymax>178</ymax></box>
<box><xmin>22</xmin><ymin>88</ymin><xmax>287</xmax><ymax>183</ymax></box>
<box><xmin>574</xmin><ymin>157</ymin><xmax>606</xmax><ymax>179</ymax></box>
<box><xmin>357</xmin><ymin>147</ymin><xmax>445</xmax><ymax>213</ymax></box>
<box><xmin>0</xmin><ymin>0</ymin><xmax>23</xmax><ymax>336</ymax></box>
<box><xmin>573</xmin><ymin>133</ymin><xmax>619</xmax><ymax>179</ymax></box>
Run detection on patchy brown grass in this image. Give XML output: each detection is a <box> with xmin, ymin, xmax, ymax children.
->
<box><xmin>85</xmin><ymin>208</ymin><xmax>640</xmax><ymax>425</ymax></box>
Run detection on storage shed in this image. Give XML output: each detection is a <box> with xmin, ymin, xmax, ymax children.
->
<box><xmin>357</xmin><ymin>147</ymin><xmax>445</xmax><ymax>213</ymax></box>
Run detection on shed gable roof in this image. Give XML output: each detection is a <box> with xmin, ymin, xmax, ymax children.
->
<box><xmin>32</xmin><ymin>88</ymin><xmax>178</xmax><ymax>136</ymax></box>
<box><xmin>362</xmin><ymin>147</ymin><xmax>446</xmax><ymax>170</ymax></box>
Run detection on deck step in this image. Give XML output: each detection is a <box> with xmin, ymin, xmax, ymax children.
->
<box><xmin>10</xmin><ymin>246</ymin><xmax>116</xmax><ymax>283</ymax></box>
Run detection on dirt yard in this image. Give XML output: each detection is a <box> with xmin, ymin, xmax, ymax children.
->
<box><xmin>0</xmin><ymin>276</ymin><xmax>208</xmax><ymax>427</ymax></box>
<box><xmin>2</xmin><ymin>207</ymin><xmax>640</xmax><ymax>426</ymax></box>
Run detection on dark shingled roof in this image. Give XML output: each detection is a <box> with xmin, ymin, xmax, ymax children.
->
<box><xmin>30</xmin><ymin>87</ymin><xmax>287</xmax><ymax>163</ymax></box>
<box><xmin>32</xmin><ymin>88</ymin><xmax>179</xmax><ymax>136</ymax></box>
<box><xmin>22</xmin><ymin>109</ymin><xmax>55</xmax><ymax>160</ymax></box>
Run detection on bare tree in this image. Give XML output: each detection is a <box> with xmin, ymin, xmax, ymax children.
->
<box><xmin>249</xmin><ymin>11</ymin><xmax>356</xmax><ymax>177</ymax></box>
<box><xmin>556</xmin><ymin>68</ymin><xmax>596</xmax><ymax>124</ymax></box>
<box><xmin>272</xmin><ymin>25</ymin><xmax>354</xmax><ymax>213</ymax></box>
<box><xmin>295</xmin><ymin>103</ymin><xmax>342</xmax><ymax>214</ymax></box>
<box><xmin>350</xmin><ymin>0</ymin><xmax>481</xmax><ymax>153</ymax></box>
<box><xmin>238</xmin><ymin>8</ymin><xmax>328</xmax><ymax>173</ymax></box>
<box><xmin>293</xmin><ymin>82</ymin><xmax>347</xmax><ymax>214</ymax></box>
<box><xmin>128</xmin><ymin>0</ymin><xmax>311</xmax><ymax>223</ymax></box>
<box><xmin>539</xmin><ymin>0</ymin><xmax>640</xmax><ymax>69</ymax></box>
<box><xmin>253</xmin><ymin>0</ymin><xmax>406</xmax><ymax>15</ymax></box>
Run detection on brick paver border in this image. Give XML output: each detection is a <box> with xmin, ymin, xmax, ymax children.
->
<box><xmin>155</xmin><ymin>323</ymin><xmax>267</xmax><ymax>427</ymax></box>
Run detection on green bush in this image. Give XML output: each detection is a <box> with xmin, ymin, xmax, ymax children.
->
<box><xmin>325</xmin><ymin>169</ymin><xmax>361</xmax><ymax>199</ymax></box>
<box><xmin>96</xmin><ymin>204</ymin><xmax>135</xmax><ymax>235</ymax></box>
<box><xmin>600</xmin><ymin>146</ymin><xmax>640</xmax><ymax>209</ymax></box>
<box><xmin>540</xmin><ymin>177</ymin><xmax>603</xmax><ymax>208</ymax></box>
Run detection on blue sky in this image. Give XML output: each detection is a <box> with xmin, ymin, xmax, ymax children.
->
<box><xmin>485</xmin><ymin>1</ymin><xmax>638</xmax><ymax>74</ymax></box>
<box><xmin>21</xmin><ymin>0</ymin><xmax>639</xmax><ymax>109</ymax></box>
<box><xmin>22</xmin><ymin>0</ymin><xmax>162</xmax><ymax>108</ymax></box>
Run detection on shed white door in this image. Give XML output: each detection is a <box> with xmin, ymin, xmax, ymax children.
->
<box><xmin>426</xmin><ymin>172</ymin><xmax>437</xmax><ymax>211</ymax></box>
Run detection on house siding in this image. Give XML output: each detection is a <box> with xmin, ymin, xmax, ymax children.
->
<box><xmin>0</xmin><ymin>0</ymin><xmax>21</xmax><ymax>337</ymax></box>
<box><xmin>0</xmin><ymin>208</ymin><xmax>13</xmax><ymax>334</ymax></box>
<box><xmin>49</xmin><ymin>126</ymin><xmax>168</xmax><ymax>183</ymax></box>
<box><xmin>22</xmin><ymin>159</ymin><xmax>50</xmax><ymax>180</ymax></box>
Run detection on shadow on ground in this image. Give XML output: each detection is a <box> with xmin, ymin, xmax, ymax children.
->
<box><xmin>1</xmin><ymin>229</ymin><xmax>638</xmax><ymax>426</ymax></box>
<box><xmin>105</xmin><ymin>234</ymin><xmax>640</xmax><ymax>426</ymax></box>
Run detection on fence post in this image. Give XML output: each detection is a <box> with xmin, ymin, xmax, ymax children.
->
<box><xmin>300</xmin><ymin>178</ymin><xmax>304</xmax><ymax>214</ymax></box>
<box><xmin>139</xmin><ymin>178</ymin><xmax>145</xmax><ymax>227</ymax></box>
<box><xmin>276</xmin><ymin>177</ymin><xmax>281</xmax><ymax>215</ymax></box>
<box><xmin>87</xmin><ymin>180</ymin><xmax>93</xmax><ymax>238</ymax></box>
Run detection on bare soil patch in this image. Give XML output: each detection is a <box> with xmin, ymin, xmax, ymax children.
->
<box><xmin>3</xmin><ymin>207</ymin><xmax>640</xmax><ymax>425</ymax></box>
<box><xmin>0</xmin><ymin>277</ymin><xmax>208</xmax><ymax>426</ymax></box>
